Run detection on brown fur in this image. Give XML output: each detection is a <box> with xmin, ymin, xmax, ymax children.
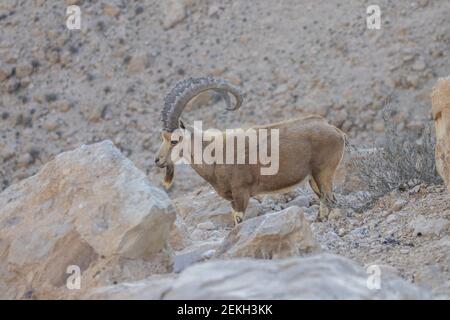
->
<box><xmin>431</xmin><ymin>76</ymin><xmax>450</xmax><ymax>189</ymax></box>
<box><xmin>155</xmin><ymin>115</ymin><xmax>346</xmax><ymax>224</ymax></box>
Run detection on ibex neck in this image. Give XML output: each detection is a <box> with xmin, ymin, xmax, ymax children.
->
<box><xmin>188</xmin><ymin>131</ymin><xmax>217</xmax><ymax>185</ymax></box>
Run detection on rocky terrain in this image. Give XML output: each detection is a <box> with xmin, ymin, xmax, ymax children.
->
<box><xmin>0</xmin><ymin>141</ymin><xmax>445</xmax><ymax>299</ymax></box>
<box><xmin>0</xmin><ymin>0</ymin><xmax>449</xmax><ymax>299</ymax></box>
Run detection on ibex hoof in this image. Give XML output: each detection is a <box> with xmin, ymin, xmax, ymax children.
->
<box><xmin>232</xmin><ymin>211</ymin><xmax>244</xmax><ymax>226</ymax></box>
<box><xmin>318</xmin><ymin>204</ymin><xmax>330</xmax><ymax>222</ymax></box>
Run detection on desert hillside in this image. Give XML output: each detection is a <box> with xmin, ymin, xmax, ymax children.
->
<box><xmin>0</xmin><ymin>0</ymin><xmax>449</xmax><ymax>299</ymax></box>
<box><xmin>1</xmin><ymin>0</ymin><xmax>449</xmax><ymax>194</ymax></box>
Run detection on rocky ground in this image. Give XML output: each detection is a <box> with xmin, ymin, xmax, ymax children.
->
<box><xmin>169</xmin><ymin>183</ymin><xmax>450</xmax><ymax>299</ymax></box>
<box><xmin>0</xmin><ymin>0</ymin><xmax>449</xmax><ymax>299</ymax></box>
<box><xmin>0</xmin><ymin>141</ymin><xmax>446</xmax><ymax>299</ymax></box>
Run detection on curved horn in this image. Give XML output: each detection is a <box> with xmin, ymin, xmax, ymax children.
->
<box><xmin>161</xmin><ymin>77</ymin><xmax>243</xmax><ymax>132</ymax></box>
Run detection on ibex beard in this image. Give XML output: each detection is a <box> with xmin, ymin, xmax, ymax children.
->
<box><xmin>155</xmin><ymin>77</ymin><xmax>346</xmax><ymax>226</ymax></box>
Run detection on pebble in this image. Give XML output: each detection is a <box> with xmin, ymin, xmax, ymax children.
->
<box><xmin>15</xmin><ymin>62</ymin><xmax>33</xmax><ymax>79</ymax></box>
<box><xmin>392</xmin><ymin>199</ymin><xmax>407</xmax><ymax>212</ymax></box>
<box><xmin>57</xmin><ymin>100</ymin><xmax>71</xmax><ymax>113</ymax></box>
<box><xmin>126</xmin><ymin>54</ymin><xmax>150</xmax><ymax>75</ymax></box>
<box><xmin>201</xmin><ymin>249</ymin><xmax>216</xmax><ymax>260</ymax></box>
<box><xmin>329</xmin><ymin>208</ymin><xmax>343</xmax><ymax>220</ymax></box>
<box><xmin>409</xmin><ymin>185</ymin><xmax>421</xmax><ymax>195</ymax></box>
<box><xmin>103</xmin><ymin>4</ymin><xmax>121</xmax><ymax>18</ymax></box>
<box><xmin>162</xmin><ymin>0</ymin><xmax>187</xmax><ymax>29</ymax></box>
<box><xmin>197</xmin><ymin>221</ymin><xmax>216</xmax><ymax>230</ymax></box>
<box><xmin>0</xmin><ymin>144</ymin><xmax>16</xmax><ymax>161</ymax></box>
<box><xmin>412</xmin><ymin>59</ymin><xmax>426</xmax><ymax>71</ymax></box>
<box><xmin>43</xmin><ymin>119</ymin><xmax>59</xmax><ymax>132</ymax></box>
<box><xmin>17</xmin><ymin>153</ymin><xmax>33</xmax><ymax>168</ymax></box>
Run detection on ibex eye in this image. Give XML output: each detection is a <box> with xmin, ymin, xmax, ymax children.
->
<box><xmin>171</xmin><ymin>140</ymin><xmax>178</xmax><ymax>145</ymax></box>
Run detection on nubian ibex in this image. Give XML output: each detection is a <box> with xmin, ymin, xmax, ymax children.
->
<box><xmin>155</xmin><ymin>77</ymin><xmax>346</xmax><ymax>225</ymax></box>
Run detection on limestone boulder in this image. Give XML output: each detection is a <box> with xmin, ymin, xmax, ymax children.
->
<box><xmin>85</xmin><ymin>253</ymin><xmax>430</xmax><ymax>299</ymax></box>
<box><xmin>217</xmin><ymin>206</ymin><xmax>319</xmax><ymax>259</ymax></box>
<box><xmin>0</xmin><ymin>141</ymin><xmax>175</xmax><ymax>299</ymax></box>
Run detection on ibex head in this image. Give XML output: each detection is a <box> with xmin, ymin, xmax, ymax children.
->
<box><xmin>155</xmin><ymin>77</ymin><xmax>243</xmax><ymax>189</ymax></box>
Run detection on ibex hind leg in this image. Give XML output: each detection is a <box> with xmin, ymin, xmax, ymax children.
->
<box><xmin>311</xmin><ymin>171</ymin><xmax>336</xmax><ymax>222</ymax></box>
<box><xmin>309</xmin><ymin>176</ymin><xmax>321</xmax><ymax>198</ymax></box>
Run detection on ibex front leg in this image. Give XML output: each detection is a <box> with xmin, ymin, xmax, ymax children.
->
<box><xmin>231</xmin><ymin>188</ymin><xmax>250</xmax><ymax>226</ymax></box>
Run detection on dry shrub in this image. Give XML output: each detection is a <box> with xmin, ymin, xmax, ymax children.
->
<box><xmin>349</xmin><ymin>103</ymin><xmax>442</xmax><ymax>211</ymax></box>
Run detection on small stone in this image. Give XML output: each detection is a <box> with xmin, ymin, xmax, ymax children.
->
<box><xmin>402</xmin><ymin>53</ymin><xmax>415</xmax><ymax>63</ymax></box>
<box><xmin>272</xmin><ymin>204</ymin><xmax>282</xmax><ymax>211</ymax></box>
<box><xmin>86</xmin><ymin>106</ymin><xmax>104</xmax><ymax>123</ymax></box>
<box><xmin>419</xmin><ymin>0</ymin><xmax>429</xmax><ymax>7</ymax></box>
<box><xmin>0</xmin><ymin>63</ymin><xmax>13</xmax><ymax>82</ymax></box>
<box><xmin>406</xmin><ymin>75</ymin><xmax>420</xmax><ymax>88</ymax></box>
<box><xmin>287</xmin><ymin>195</ymin><xmax>310</xmax><ymax>208</ymax></box>
<box><xmin>338</xmin><ymin>228</ymin><xmax>346</xmax><ymax>237</ymax></box>
<box><xmin>197</xmin><ymin>221</ymin><xmax>216</xmax><ymax>230</ymax></box>
<box><xmin>412</xmin><ymin>59</ymin><xmax>426</xmax><ymax>71</ymax></box>
<box><xmin>43</xmin><ymin>119</ymin><xmax>59</xmax><ymax>132</ymax></box>
<box><xmin>127</xmin><ymin>100</ymin><xmax>142</xmax><ymax>112</ymax></box>
<box><xmin>386</xmin><ymin>214</ymin><xmax>398</xmax><ymax>223</ymax></box>
<box><xmin>45</xmin><ymin>93</ymin><xmax>58</xmax><ymax>103</ymax></box>
<box><xmin>409</xmin><ymin>215</ymin><xmax>449</xmax><ymax>237</ymax></box>
<box><xmin>409</xmin><ymin>185</ymin><xmax>421</xmax><ymax>195</ymax></box>
<box><xmin>208</xmin><ymin>4</ymin><xmax>220</xmax><ymax>17</ymax></box>
<box><xmin>211</xmin><ymin>67</ymin><xmax>226</xmax><ymax>77</ymax></box>
<box><xmin>126</xmin><ymin>54</ymin><xmax>150</xmax><ymax>75</ymax></box>
<box><xmin>273</xmin><ymin>84</ymin><xmax>289</xmax><ymax>96</ymax></box>
<box><xmin>302</xmin><ymin>207</ymin><xmax>318</xmax><ymax>222</ymax></box>
<box><xmin>373</xmin><ymin>120</ymin><xmax>385</xmax><ymax>132</ymax></box>
<box><xmin>162</xmin><ymin>0</ymin><xmax>186</xmax><ymax>29</ymax></box>
<box><xmin>201</xmin><ymin>249</ymin><xmax>215</xmax><ymax>259</ymax></box>
<box><xmin>392</xmin><ymin>199</ymin><xmax>407</xmax><ymax>212</ymax></box>
<box><xmin>225</xmin><ymin>74</ymin><xmax>242</xmax><ymax>86</ymax></box>
<box><xmin>17</xmin><ymin>153</ymin><xmax>33</xmax><ymax>168</ymax></box>
<box><xmin>103</xmin><ymin>4</ymin><xmax>121</xmax><ymax>18</ymax></box>
<box><xmin>0</xmin><ymin>144</ymin><xmax>15</xmax><ymax>161</ymax></box>
<box><xmin>329</xmin><ymin>208</ymin><xmax>343</xmax><ymax>220</ymax></box>
<box><xmin>57</xmin><ymin>100</ymin><xmax>71</xmax><ymax>112</ymax></box>
<box><xmin>239</xmin><ymin>35</ymin><xmax>250</xmax><ymax>45</ymax></box>
<box><xmin>15</xmin><ymin>62</ymin><xmax>33</xmax><ymax>79</ymax></box>
<box><xmin>135</xmin><ymin>6</ymin><xmax>144</xmax><ymax>15</ymax></box>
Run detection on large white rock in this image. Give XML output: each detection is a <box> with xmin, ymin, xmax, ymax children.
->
<box><xmin>217</xmin><ymin>206</ymin><xmax>319</xmax><ymax>259</ymax></box>
<box><xmin>0</xmin><ymin>141</ymin><xmax>176</xmax><ymax>299</ymax></box>
<box><xmin>85</xmin><ymin>253</ymin><xmax>430</xmax><ymax>299</ymax></box>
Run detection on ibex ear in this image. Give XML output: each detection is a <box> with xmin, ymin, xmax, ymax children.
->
<box><xmin>178</xmin><ymin>119</ymin><xmax>186</xmax><ymax>129</ymax></box>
